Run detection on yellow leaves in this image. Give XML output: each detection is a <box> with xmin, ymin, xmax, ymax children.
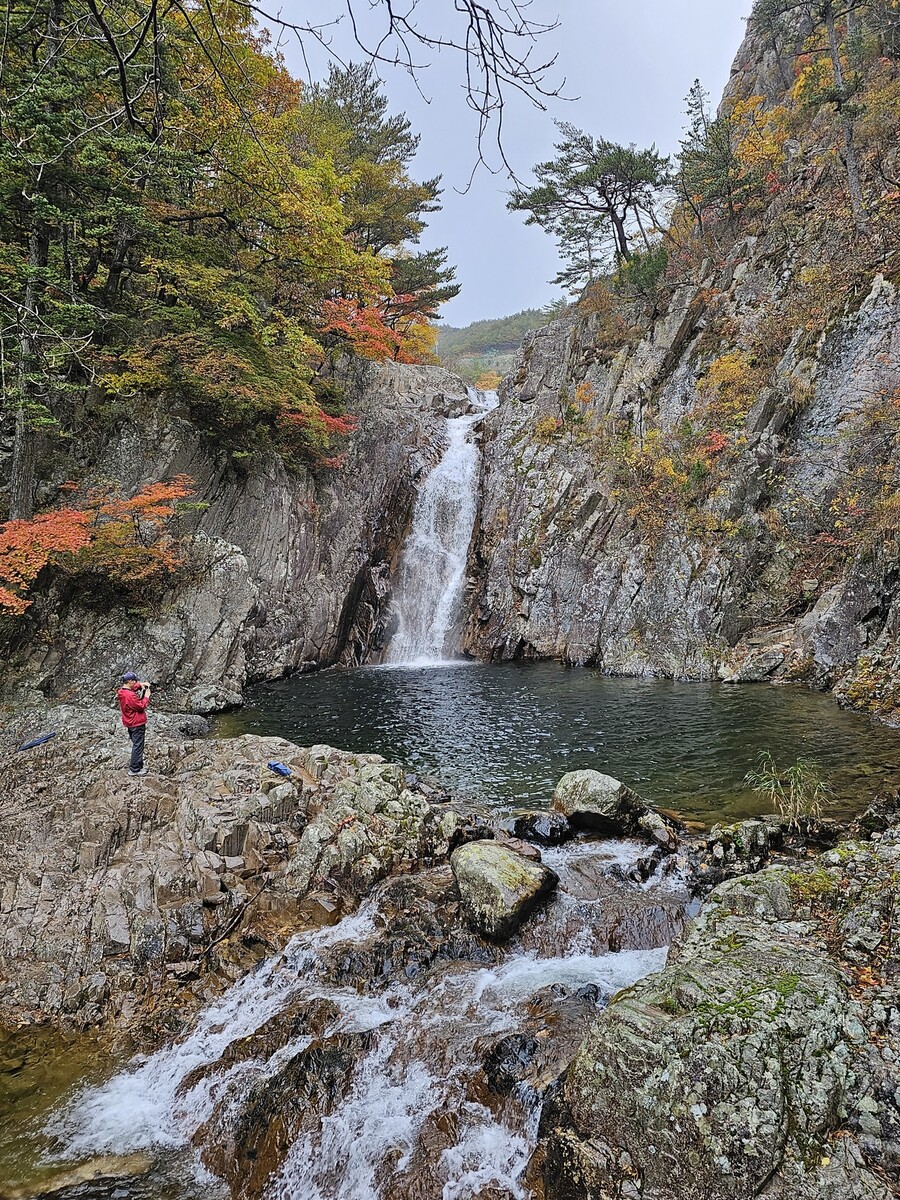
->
<box><xmin>790</xmin><ymin>57</ymin><xmax>833</xmax><ymax>108</ymax></box>
<box><xmin>395</xmin><ymin>317</ymin><xmax>439</xmax><ymax>365</ymax></box>
<box><xmin>728</xmin><ymin>96</ymin><xmax>790</xmax><ymax>180</ymax></box>
<box><xmin>653</xmin><ymin>455</ymin><xmax>686</xmax><ymax>486</ymax></box>
<box><xmin>475</xmin><ymin>370</ymin><xmax>503</xmax><ymax>390</ymax></box>
<box><xmin>857</xmin><ymin>67</ymin><xmax>900</xmax><ymax>154</ymax></box>
<box><xmin>534</xmin><ymin>415</ymin><xmax>563</xmax><ymax>443</ymax></box>
<box><xmin>696</xmin><ymin>351</ymin><xmax>762</xmax><ymax>425</ymax></box>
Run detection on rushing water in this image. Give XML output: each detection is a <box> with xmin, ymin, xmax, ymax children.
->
<box><xmin>39</xmin><ymin>840</ymin><xmax>677</xmax><ymax>1200</ymax></box>
<box><xmin>220</xmin><ymin>662</ymin><xmax>900</xmax><ymax>824</ymax></box>
<box><xmin>385</xmin><ymin>388</ymin><xmax>498</xmax><ymax>666</ymax></box>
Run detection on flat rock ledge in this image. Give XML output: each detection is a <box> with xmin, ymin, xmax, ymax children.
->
<box><xmin>0</xmin><ymin>706</ymin><xmax>465</xmax><ymax>1031</ymax></box>
<box><xmin>450</xmin><ymin>840</ymin><xmax>558</xmax><ymax>939</ymax></box>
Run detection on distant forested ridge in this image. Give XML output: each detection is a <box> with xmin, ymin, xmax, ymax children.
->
<box><xmin>437</xmin><ymin>306</ymin><xmax>566</xmax><ymax>381</ymax></box>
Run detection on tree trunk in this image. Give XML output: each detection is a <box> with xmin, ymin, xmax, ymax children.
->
<box><xmin>824</xmin><ymin>0</ymin><xmax>867</xmax><ymax>231</ymax></box>
<box><xmin>8</xmin><ymin>0</ymin><xmax>64</xmax><ymax>520</ymax></box>
<box><xmin>9</xmin><ymin>222</ymin><xmax>50</xmax><ymax>521</ymax></box>
<box><xmin>610</xmin><ymin>210</ymin><xmax>631</xmax><ymax>262</ymax></box>
<box><xmin>633</xmin><ymin>207</ymin><xmax>653</xmax><ymax>253</ymax></box>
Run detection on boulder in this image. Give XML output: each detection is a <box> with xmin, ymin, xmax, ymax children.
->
<box><xmin>0</xmin><ymin>1153</ymin><xmax>153</xmax><ymax>1199</ymax></box>
<box><xmin>542</xmin><ymin>868</ymin><xmax>889</xmax><ymax>1200</ymax></box>
<box><xmin>450</xmin><ymin>841</ymin><xmax>558</xmax><ymax>940</ymax></box>
<box><xmin>696</xmin><ymin>817</ymin><xmax>776</xmax><ymax>885</ymax></box>
<box><xmin>509</xmin><ymin>810</ymin><xmax>574</xmax><ymax>846</ymax></box>
<box><xmin>551</xmin><ymin>770</ymin><xmax>644</xmax><ymax>830</ymax></box>
<box><xmin>551</xmin><ymin>770</ymin><xmax>678</xmax><ymax>849</ymax></box>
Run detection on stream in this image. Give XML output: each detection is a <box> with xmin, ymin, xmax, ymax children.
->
<box><xmin>31</xmin><ymin>840</ymin><xmax>683</xmax><ymax>1200</ymax></box>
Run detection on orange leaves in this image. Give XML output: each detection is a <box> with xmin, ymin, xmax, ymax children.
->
<box><xmin>91</xmin><ymin>475</ymin><xmax>194</xmax><ymax>526</ymax></box>
<box><xmin>0</xmin><ymin>510</ymin><xmax>92</xmax><ymax>614</ymax></box>
<box><xmin>322</xmin><ymin>298</ymin><xmax>400</xmax><ymax>361</ymax></box>
<box><xmin>321</xmin><ymin>299</ymin><xmax>441</xmax><ymax>367</ymax></box>
<box><xmin>701</xmin><ymin>429</ymin><xmax>730</xmax><ymax>456</ymax></box>
<box><xmin>852</xmin><ymin>965</ymin><xmax>883</xmax><ymax>991</ymax></box>
<box><xmin>73</xmin><ymin>476</ymin><xmax>196</xmax><ymax>589</ymax></box>
<box><xmin>574</xmin><ymin>381</ymin><xmax>596</xmax><ymax>409</ymax></box>
<box><xmin>0</xmin><ymin>478</ymin><xmax>195</xmax><ymax>615</ymax></box>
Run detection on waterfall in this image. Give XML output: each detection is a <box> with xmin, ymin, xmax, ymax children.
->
<box><xmin>385</xmin><ymin>387</ymin><xmax>498</xmax><ymax>666</ymax></box>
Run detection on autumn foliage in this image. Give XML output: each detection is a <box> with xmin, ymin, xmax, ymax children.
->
<box><xmin>0</xmin><ymin>477</ymin><xmax>195</xmax><ymax>615</ymax></box>
<box><xmin>2</xmin><ymin>10</ymin><xmax>459</xmax><ymax>506</ymax></box>
<box><xmin>0</xmin><ymin>511</ymin><xmax>92</xmax><ymax>615</ymax></box>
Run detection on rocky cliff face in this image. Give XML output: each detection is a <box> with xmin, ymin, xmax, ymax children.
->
<box><xmin>466</xmin><ymin>276</ymin><xmax>899</xmax><ymax>697</ymax></box>
<box><xmin>2</xmin><ymin>362</ymin><xmax>468</xmax><ymax>711</ymax></box>
<box><xmin>464</xmin><ymin>14</ymin><xmax>900</xmax><ymax>721</ymax></box>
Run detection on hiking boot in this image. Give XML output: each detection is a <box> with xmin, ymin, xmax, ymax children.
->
<box><xmin>128</xmin><ymin>767</ymin><xmax>148</xmax><ymax>777</ymax></box>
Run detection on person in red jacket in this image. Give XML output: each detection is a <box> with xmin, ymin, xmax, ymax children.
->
<box><xmin>117</xmin><ymin>671</ymin><xmax>151</xmax><ymax>776</ymax></box>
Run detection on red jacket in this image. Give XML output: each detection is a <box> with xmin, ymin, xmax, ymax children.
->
<box><xmin>117</xmin><ymin>686</ymin><xmax>149</xmax><ymax>728</ymax></box>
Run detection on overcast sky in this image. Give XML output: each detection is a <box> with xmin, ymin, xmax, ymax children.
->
<box><xmin>281</xmin><ymin>1</ymin><xmax>750</xmax><ymax>326</ymax></box>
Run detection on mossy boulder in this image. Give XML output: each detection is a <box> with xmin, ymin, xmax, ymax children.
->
<box><xmin>544</xmin><ymin>868</ymin><xmax>888</xmax><ymax>1200</ymax></box>
<box><xmin>450</xmin><ymin>840</ymin><xmax>558</xmax><ymax>939</ymax></box>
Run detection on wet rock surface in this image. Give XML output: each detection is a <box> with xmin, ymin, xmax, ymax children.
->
<box><xmin>0</xmin><ymin>1153</ymin><xmax>154</xmax><ymax>1200</ymax></box>
<box><xmin>507</xmin><ymin>811</ymin><xmax>574</xmax><ymax>846</ymax></box>
<box><xmin>539</xmin><ymin>818</ymin><xmax>900</xmax><ymax>1200</ymax></box>
<box><xmin>4</xmin><ymin>701</ymin><xmax>900</xmax><ymax>1200</ymax></box>
<box><xmin>464</xmin><ymin>131</ymin><xmax>900</xmax><ymax>730</ymax></box>
<box><xmin>450</xmin><ymin>840</ymin><xmax>559</xmax><ymax>939</ymax></box>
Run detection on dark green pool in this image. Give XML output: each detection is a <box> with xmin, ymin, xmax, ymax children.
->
<box><xmin>218</xmin><ymin>663</ymin><xmax>900</xmax><ymax>825</ymax></box>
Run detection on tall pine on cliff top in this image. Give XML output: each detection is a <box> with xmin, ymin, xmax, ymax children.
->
<box><xmin>508</xmin><ymin>123</ymin><xmax>670</xmax><ymax>291</ymax></box>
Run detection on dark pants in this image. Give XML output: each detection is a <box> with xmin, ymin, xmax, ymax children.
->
<box><xmin>128</xmin><ymin>724</ymin><xmax>146</xmax><ymax>771</ymax></box>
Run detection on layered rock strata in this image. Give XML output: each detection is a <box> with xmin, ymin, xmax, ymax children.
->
<box><xmin>0</xmin><ymin>705</ymin><xmax>464</xmax><ymax>1029</ymax></box>
<box><xmin>463</xmin><ymin>12</ymin><xmax>900</xmax><ymax>722</ymax></box>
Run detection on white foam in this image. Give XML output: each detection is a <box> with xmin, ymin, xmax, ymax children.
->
<box><xmin>52</xmin><ymin>905</ymin><xmax>378</xmax><ymax>1156</ymax></box>
<box><xmin>49</xmin><ymin>861</ymin><xmax>670</xmax><ymax>1200</ymax></box>
<box><xmin>386</xmin><ymin>388</ymin><xmax>498</xmax><ymax>665</ymax></box>
<box><xmin>439</xmin><ymin>1102</ymin><xmax>534</xmax><ymax>1200</ymax></box>
<box><xmin>270</xmin><ymin>1042</ymin><xmax>437</xmax><ymax>1200</ymax></box>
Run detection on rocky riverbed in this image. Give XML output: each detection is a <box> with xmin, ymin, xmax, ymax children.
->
<box><xmin>1</xmin><ymin>707</ymin><xmax>899</xmax><ymax>1198</ymax></box>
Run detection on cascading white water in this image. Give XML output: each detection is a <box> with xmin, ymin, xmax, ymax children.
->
<box><xmin>48</xmin><ymin>839</ymin><xmax>680</xmax><ymax>1200</ymax></box>
<box><xmin>385</xmin><ymin>387</ymin><xmax>498</xmax><ymax>666</ymax></box>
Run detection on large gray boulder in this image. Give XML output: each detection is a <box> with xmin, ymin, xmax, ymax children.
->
<box><xmin>544</xmin><ymin>868</ymin><xmax>889</xmax><ymax>1200</ymax></box>
<box><xmin>551</xmin><ymin>770</ymin><xmax>677</xmax><ymax>849</ymax></box>
<box><xmin>450</xmin><ymin>840</ymin><xmax>558</xmax><ymax>939</ymax></box>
